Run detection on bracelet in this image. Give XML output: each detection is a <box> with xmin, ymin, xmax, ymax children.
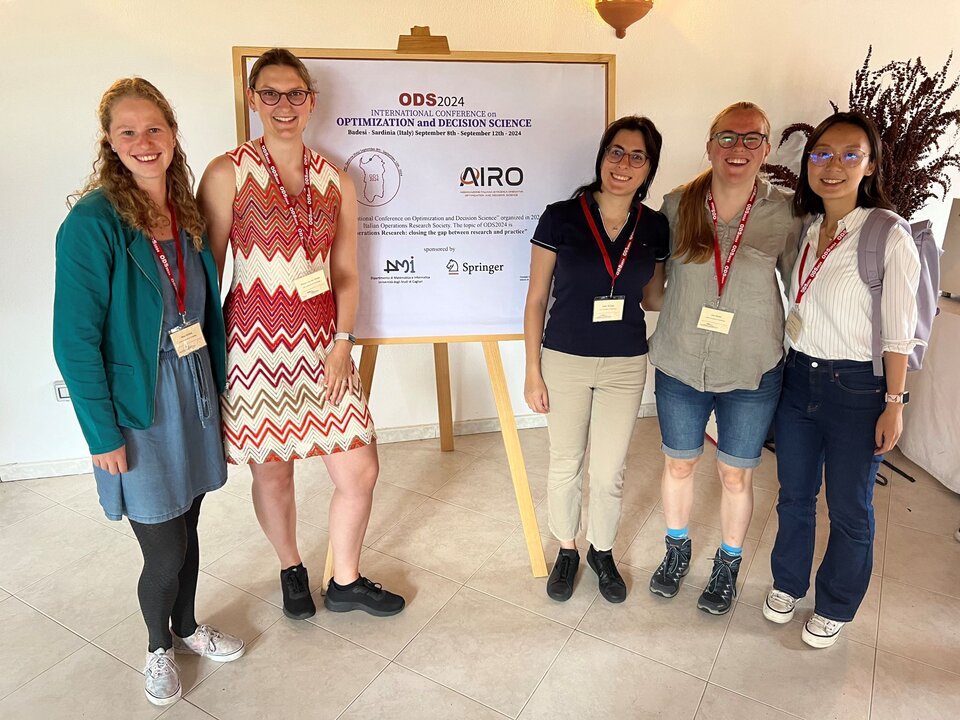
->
<box><xmin>334</xmin><ymin>332</ymin><xmax>357</xmax><ymax>345</ymax></box>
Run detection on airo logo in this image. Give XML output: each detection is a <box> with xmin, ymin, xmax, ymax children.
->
<box><xmin>459</xmin><ymin>166</ymin><xmax>524</xmax><ymax>187</ymax></box>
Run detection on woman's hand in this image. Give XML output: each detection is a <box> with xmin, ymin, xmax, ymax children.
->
<box><xmin>323</xmin><ymin>342</ymin><xmax>354</xmax><ymax>404</ymax></box>
<box><xmin>874</xmin><ymin>405</ymin><xmax>904</xmax><ymax>455</ymax></box>
<box><xmin>525</xmin><ymin>370</ymin><xmax>550</xmax><ymax>414</ymax></box>
<box><xmin>92</xmin><ymin>446</ymin><xmax>128</xmax><ymax>475</ymax></box>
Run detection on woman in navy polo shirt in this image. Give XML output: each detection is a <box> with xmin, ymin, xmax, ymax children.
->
<box><xmin>523</xmin><ymin>115</ymin><xmax>668</xmax><ymax>603</ymax></box>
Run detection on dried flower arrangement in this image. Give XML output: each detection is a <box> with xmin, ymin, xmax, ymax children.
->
<box><xmin>764</xmin><ymin>47</ymin><xmax>960</xmax><ymax>221</ymax></box>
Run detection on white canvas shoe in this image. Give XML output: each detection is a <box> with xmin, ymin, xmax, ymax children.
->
<box><xmin>801</xmin><ymin>613</ymin><xmax>845</xmax><ymax>648</ymax></box>
<box><xmin>763</xmin><ymin>588</ymin><xmax>799</xmax><ymax>624</ymax></box>
<box><xmin>144</xmin><ymin>647</ymin><xmax>181</xmax><ymax>706</ymax></box>
<box><xmin>173</xmin><ymin>624</ymin><xmax>245</xmax><ymax>663</ymax></box>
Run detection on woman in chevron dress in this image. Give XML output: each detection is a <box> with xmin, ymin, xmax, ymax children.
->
<box><xmin>199</xmin><ymin>48</ymin><xmax>404</xmax><ymax>619</ymax></box>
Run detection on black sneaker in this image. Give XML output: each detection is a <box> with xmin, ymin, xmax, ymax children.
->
<box><xmin>587</xmin><ymin>545</ymin><xmax>626</xmax><ymax>603</ymax></box>
<box><xmin>324</xmin><ymin>576</ymin><xmax>405</xmax><ymax>617</ymax></box>
<box><xmin>280</xmin><ymin>563</ymin><xmax>316</xmax><ymax>620</ymax></box>
<box><xmin>546</xmin><ymin>548</ymin><xmax>580</xmax><ymax>602</ymax></box>
<box><xmin>697</xmin><ymin>548</ymin><xmax>741</xmax><ymax>615</ymax></box>
<box><xmin>649</xmin><ymin>536</ymin><xmax>691</xmax><ymax>598</ymax></box>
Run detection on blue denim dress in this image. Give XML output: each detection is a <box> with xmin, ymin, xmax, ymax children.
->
<box><xmin>93</xmin><ymin>232</ymin><xmax>227</xmax><ymax>523</ymax></box>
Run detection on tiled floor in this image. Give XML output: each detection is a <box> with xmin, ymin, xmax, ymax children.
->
<box><xmin>1</xmin><ymin>418</ymin><xmax>958</xmax><ymax>719</ymax></box>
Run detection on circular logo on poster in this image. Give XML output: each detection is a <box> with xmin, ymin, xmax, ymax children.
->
<box><xmin>344</xmin><ymin>148</ymin><xmax>402</xmax><ymax>207</ymax></box>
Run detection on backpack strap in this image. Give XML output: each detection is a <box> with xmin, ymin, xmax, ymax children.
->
<box><xmin>857</xmin><ymin>209</ymin><xmax>911</xmax><ymax>376</ymax></box>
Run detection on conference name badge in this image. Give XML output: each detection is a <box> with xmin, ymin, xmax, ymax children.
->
<box><xmin>169</xmin><ymin>321</ymin><xmax>206</xmax><ymax>358</ymax></box>
<box><xmin>295</xmin><ymin>270</ymin><xmax>329</xmax><ymax>300</ymax></box>
<box><xmin>785</xmin><ymin>307</ymin><xmax>803</xmax><ymax>343</ymax></box>
<box><xmin>593</xmin><ymin>296</ymin><xmax>625</xmax><ymax>322</ymax></box>
<box><xmin>697</xmin><ymin>306</ymin><xmax>734</xmax><ymax>334</ymax></box>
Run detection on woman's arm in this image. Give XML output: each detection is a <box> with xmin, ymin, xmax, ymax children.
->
<box><xmin>875</xmin><ymin>351</ymin><xmax>908</xmax><ymax>454</ymax></box>
<box><xmin>523</xmin><ymin>246</ymin><xmax>557</xmax><ymax>413</ymax></box>
<box><xmin>640</xmin><ymin>262</ymin><xmax>666</xmax><ymax>311</ymax></box>
<box><xmin>874</xmin><ymin>225</ymin><xmax>922</xmax><ymax>454</ymax></box>
<box><xmin>324</xmin><ymin>170</ymin><xmax>361</xmax><ymax>404</ymax></box>
<box><xmin>52</xmin><ymin>206</ymin><xmax>126</xmax><ymax>471</ymax></box>
<box><xmin>197</xmin><ymin>154</ymin><xmax>236</xmax><ymax>283</ymax></box>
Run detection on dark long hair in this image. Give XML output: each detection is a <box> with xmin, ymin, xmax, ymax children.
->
<box><xmin>794</xmin><ymin>111</ymin><xmax>894</xmax><ymax>217</ymax></box>
<box><xmin>571</xmin><ymin>115</ymin><xmax>662</xmax><ymax>204</ymax></box>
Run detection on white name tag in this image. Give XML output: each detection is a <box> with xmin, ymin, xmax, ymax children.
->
<box><xmin>294</xmin><ymin>270</ymin><xmax>329</xmax><ymax>300</ymax></box>
<box><xmin>697</xmin><ymin>306</ymin><xmax>735</xmax><ymax>334</ymax></box>
<box><xmin>593</xmin><ymin>296</ymin><xmax>625</xmax><ymax>322</ymax></box>
<box><xmin>169</xmin><ymin>321</ymin><xmax>206</xmax><ymax>358</ymax></box>
<box><xmin>785</xmin><ymin>307</ymin><xmax>803</xmax><ymax>343</ymax></box>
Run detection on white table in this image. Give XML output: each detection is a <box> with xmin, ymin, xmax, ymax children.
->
<box><xmin>900</xmin><ymin>297</ymin><xmax>960</xmax><ymax>492</ymax></box>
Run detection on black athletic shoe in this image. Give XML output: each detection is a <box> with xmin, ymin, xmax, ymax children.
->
<box><xmin>280</xmin><ymin>563</ymin><xmax>317</xmax><ymax>620</ymax></box>
<box><xmin>697</xmin><ymin>548</ymin><xmax>741</xmax><ymax>615</ymax></box>
<box><xmin>587</xmin><ymin>545</ymin><xmax>626</xmax><ymax>603</ymax></box>
<box><xmin>324</xmin><ymin>576</ymin><xmax>405</xmax><ymax>617</ymax></box>
<box><xmin>649</xmin><ymin>536</ymin><xmax>691</xmax><ymax>598</ymax></box>
<box><xmin>546</xmin><ymin>548</ymin><xmax>580</xmax><ymax>602</ymax></box>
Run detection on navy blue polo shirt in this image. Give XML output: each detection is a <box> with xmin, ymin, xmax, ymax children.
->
<box><xmin>532</xmin><ymin>193</ymin><xmax>669</xmax><ymax>358</ymax></box>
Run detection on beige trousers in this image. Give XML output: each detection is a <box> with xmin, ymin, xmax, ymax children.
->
<box><xmin>540</xmin><ymin>348</ymin><xmax>647</xmax><ymax>551</ymax></box>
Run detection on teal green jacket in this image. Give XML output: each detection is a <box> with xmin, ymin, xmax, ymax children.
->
<box><xmin>53</xmin><ymin>189</ymin><xmax>227</xmax><ymax>455</ymax></box>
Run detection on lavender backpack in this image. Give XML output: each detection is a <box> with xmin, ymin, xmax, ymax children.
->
<box><xmin>800</xmin><ymin>208</ymin><xmax>942</xmax><ymax>376</ymax></box>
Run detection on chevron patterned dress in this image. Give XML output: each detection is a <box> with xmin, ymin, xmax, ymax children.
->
<box><xmin>221</xmin><ymin>140</ymin><xmax>375</xmax><ymax>464</ymax></box>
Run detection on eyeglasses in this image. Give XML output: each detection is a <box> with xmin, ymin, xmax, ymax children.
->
<box><xmin>712</xmin><ymin>131</ymin><xmax>768</xmax><ymax>150</ymax></box>
<box><xmin>250</xmin><ymin>88</ymin><xmax>313</xmax><ymax>106</ymax></box>
<box><xmin>605</xmin><ymin>146</ymin><xmax>649</xmax><ymax>168</ymax></box>
<box><xmin>808</xmin><ymin>150</ymin><xmax>871</xmax><ymax>167</ymax></box>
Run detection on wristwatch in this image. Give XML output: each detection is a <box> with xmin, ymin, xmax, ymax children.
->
<box><xmin>334</xmin><ymin>332</ymin><xmax>357</xmax><ymax>345</ymax></box>
<box><xmin>884</xmin><ymin>391</ymin><xmax>910</xmax><ymax>404</ymax></box>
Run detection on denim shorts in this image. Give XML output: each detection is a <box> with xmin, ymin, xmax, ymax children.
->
<box><xmin>654</xmin><ymin>361</ymin><xmax>784</xmax><ymax>469</ymax></box>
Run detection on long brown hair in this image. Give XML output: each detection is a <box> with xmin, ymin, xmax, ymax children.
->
<box><xmin>71</xmin><ymin>78</ymin><xmax>205</xmax><ymax>250</ymax></box>
<box><xmin>674</xmin><ymin>102</ymin><xmax>771</xmax><ymax>263</ymax></box>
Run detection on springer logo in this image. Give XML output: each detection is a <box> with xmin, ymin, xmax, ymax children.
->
<box><xmin>448</xmin><ymin>258</ymin><xmax>505</xmax><ymax>276</ymax></box>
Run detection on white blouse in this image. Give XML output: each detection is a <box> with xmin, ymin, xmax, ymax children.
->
<box><xmin>787</xmin><ymin>207</ymin><xmax>921</xmax><ymax>361</ymax></box>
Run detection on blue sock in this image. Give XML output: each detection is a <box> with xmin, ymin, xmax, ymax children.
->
<box><xmin>720</xmin><ymin>543</ymin><xmax>742</xmax><ymax>557</ymax></box>
<box><xmin>666</xmin><ymin>527</ymin><xmax>688</xmax><ymax>540</ymax></box>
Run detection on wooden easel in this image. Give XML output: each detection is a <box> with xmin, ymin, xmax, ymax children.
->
<box><xmin>233</xmin><ymin>32</ymin><xmax>613</xmax><ymax>591</ymax></box>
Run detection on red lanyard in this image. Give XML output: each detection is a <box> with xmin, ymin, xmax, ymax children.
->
<box><xmin>259</xmin><ymin>137</ymin><xmax>314</xmax><ymax>250</ymax></box>
<box><xmin>707</xmin><ymin>183</ymin><xmax>758</xmax><ymax>297</ymax></box>
<box><xmin>794</xmin><ymin>227</ymin><xmax>848</xmax><ymax>304</ymax></box>
<box><xmin>149</xmin><ymin>206</ymin><xmax>187</xmax><ymax>319</ymax></box>
<box><xmin>580</xmin><ymin>193</ymin><xmax>642</xmax><ymax>297</ymax></box>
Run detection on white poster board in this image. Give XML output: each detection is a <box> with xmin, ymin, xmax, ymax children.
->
<box><xmin>235</xmin><ymin>49</ymin><xmax>613</xmax><ymax>341</ymax></box>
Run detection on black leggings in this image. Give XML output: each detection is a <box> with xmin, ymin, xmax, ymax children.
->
<box><xmin>129</xmin><ymin>494</ymin><xmax>204</xmax><ymax>652</ymax></box>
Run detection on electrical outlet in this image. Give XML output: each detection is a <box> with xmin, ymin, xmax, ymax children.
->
<box><xmin>54</xmin><ymin>381</ymin><xmax>71</xmax><ymax>402</ymax></box>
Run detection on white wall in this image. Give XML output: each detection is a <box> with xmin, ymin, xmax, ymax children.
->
<box><xmin>1</xmin><ymin>0</ymin><xmax>958</xmax><ymax>471</ymax></box>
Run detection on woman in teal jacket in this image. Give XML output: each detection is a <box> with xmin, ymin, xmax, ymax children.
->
<box><xmin>53</xmin><ymin>78</ymin><xmax>243</xmax><ymax>707</ymax></box>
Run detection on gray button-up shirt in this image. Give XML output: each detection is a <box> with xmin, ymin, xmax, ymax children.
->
<box><xmin>648</xmin><ymin>178</ymin><xmax>801</xmax><ymax>392</ymax></box>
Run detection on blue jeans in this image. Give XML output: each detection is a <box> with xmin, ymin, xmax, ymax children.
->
<box><xmin>654</xmin><ymin>361</ymin><xmax>783</xmax><ymax>469</ymax></box>
<box><xmin>771</xmin><ymin>350</ymin><xmax>885</xmax><ymax>622</ymax></box>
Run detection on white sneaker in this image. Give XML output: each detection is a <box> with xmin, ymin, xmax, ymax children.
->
<box><xmin>763</xmin><ymin>588</ymin><xmax>799</xmax><ymax>624</ymax></box>
<box><xmin>802</xmin><ymin>613</ymin><xmax>845</xmax><ymax>648</ymax></box>
<box><xmin>144</xmin><ymin>648</ymin><xmax>181</xmax><ymax>706</ymax></box>
<box><xmin>173</xmin><ymin>624</ymin><xmax>245</xmax><ymax>663</ymax></box>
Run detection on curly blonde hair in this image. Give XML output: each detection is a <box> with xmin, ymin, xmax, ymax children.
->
<box><xmin>72</xmin><ymin>78</ymin><xmax>205</xmax><ymax>251</ymax></box>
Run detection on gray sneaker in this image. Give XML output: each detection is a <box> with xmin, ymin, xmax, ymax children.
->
<box><xmin>144</xmin><ymin>648</ymin><xmax>180</xmax><ymax>706</ymax></box>
<box><xmin>173</xmin><ymin>624</ymin><xmax>245</xmax><ymax>663</ymax></box>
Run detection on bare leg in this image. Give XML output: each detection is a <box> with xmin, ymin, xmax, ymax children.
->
<box><xmin>717</xmin><ymin>460</ymin><xmax>753</xmax><ymax>547</ymax></box>
<box><xmin>322</xmin><ymin>441</ymin><xmax>379</xmax><ymax>585</ymax></box>
<box><xmin>660</xmin><ymin>456</ymin><xmax>699</xmax><ymax>529</ymax></box>
<box><xmin>250</xmin><ymin>460</ymin><xmax>301</xmax><ymax>568</ymax></box>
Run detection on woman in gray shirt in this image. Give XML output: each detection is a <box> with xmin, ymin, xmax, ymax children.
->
<box><xmin>646</xmin><ymin>101</ymin><xmax>799</xmax><ymax>615</ymax></box>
